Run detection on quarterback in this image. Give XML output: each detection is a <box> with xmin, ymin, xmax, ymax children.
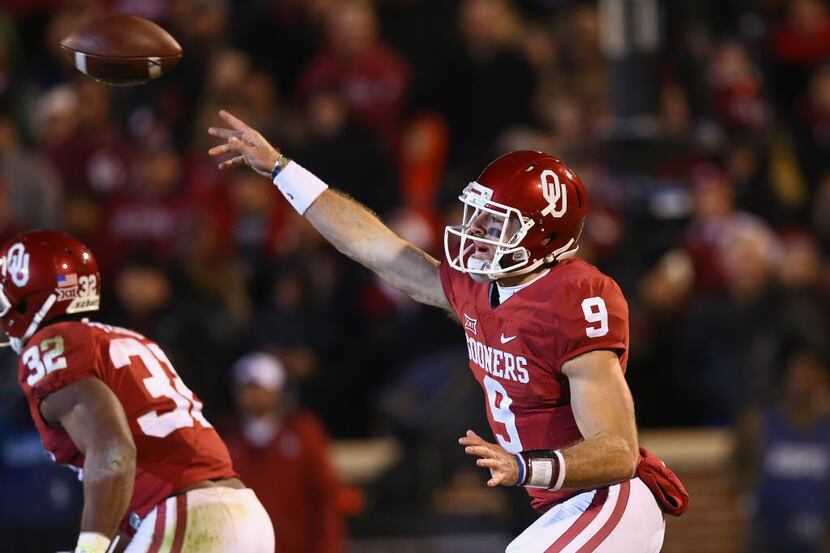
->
<box><xmin>209</xmin><ymin>110</ymin><xmax>689</xmax><ymax>552</ymax></box>
<box><xmin>0</xmin><ymin>231</ymin><xmax>274</xmax><ymax>553</ymax></box>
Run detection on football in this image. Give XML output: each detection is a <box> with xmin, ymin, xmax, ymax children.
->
<box><xmin>59</xmin><ymin>14</ymin><xmax>182</xmax><ymax>86</ymax></box>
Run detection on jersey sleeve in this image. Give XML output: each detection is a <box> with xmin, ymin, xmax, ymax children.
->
<box><xmin>438</xmin><ymin>261</ymin><xmax>460</xmax><ymax>313</ymax></box>
<box><xmin>21</xmin><ymin>323</ymin><xmax>102</xmax><ymax>406</ymax></box>
<box><xmin>553</xmin><ymin>275</ymin><xmax>629</xmax><ymax>372</ymax></box>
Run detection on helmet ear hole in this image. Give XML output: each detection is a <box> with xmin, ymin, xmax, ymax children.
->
<box><xmin>15</xmin><ymin>299</ymin><xmax>27</xmax><ymax>314</ymax></box>
<box><xmin>541</xmin><ymin>233</ymin><xmax>558</xmax><ymax>247</ymax></box>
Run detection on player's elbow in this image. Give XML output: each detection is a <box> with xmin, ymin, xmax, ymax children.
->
<box><xmin>91</xmin><ymin>436</ymin><xmax>137</xmax><ymax>479</ymax></box>
<box><xmin>613</xmin><ymin>440</ymin><xmax>639</xmax><ymax>480</ymax></box>
<box><xmin>603</xmin><ymin>436</ymin><xmax>638</xmax><ymax>481</ymax></box>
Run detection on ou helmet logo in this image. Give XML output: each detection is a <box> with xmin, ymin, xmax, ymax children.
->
<box><xmin>5</xmin><ymin>243</ymin><xmax>30</xmax><ymax>287</ymax></box>
<box><xmin>540</xmin><ymin>169</ymin><xmax>567</xmax><ymax>218</ymax></box>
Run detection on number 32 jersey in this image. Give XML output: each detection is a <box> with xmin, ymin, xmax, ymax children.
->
<box><xmin>17</xmin><ymin>321</ymin><xmax>236</xmax><ymax>530</ymax></box>
<box><xmin>439</xmin><ymin>258</ymin><xmax>629</xmax><ymax>512</ymax></box>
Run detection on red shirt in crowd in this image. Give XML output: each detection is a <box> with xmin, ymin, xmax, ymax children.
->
<box><xmin>222</xmin><ymin>411</ymin><xmax>346</xmax><ymax>553</ymax></box>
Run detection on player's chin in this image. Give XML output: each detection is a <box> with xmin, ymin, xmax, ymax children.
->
<box><xmin>470</xmin><ymin>249</ymin><xmax>494</xmax><ymax>261</ymax></box>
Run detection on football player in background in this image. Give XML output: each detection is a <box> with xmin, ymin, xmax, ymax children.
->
<box><xmin>209</xmin><ymin>110</ymin><xmax>689</xmax><ymax>552</ymax></box>
<box><xmin>0</xmin><ymin>230</ymin><xmax>274</xmax><ymax>553</ymax></box>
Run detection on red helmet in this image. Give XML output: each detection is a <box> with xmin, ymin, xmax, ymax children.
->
<box><xmin>0</xmin><ymin>230</ymin><xmax>100</xmax><ymax>353</ymax></box>
<box><xmin>444</xmin><ymin>151</ymin><xmax>587</xmax><ymax>281</ymax></box>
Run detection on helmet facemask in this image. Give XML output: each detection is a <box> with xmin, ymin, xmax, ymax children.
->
<box><xmin>0</xmin><ymin>285</ymin><xmax>10</xmax><ymax>319</ymax></box>
<box><xmin>444</xmin><ymin>182</ymin><xmax>537</xmax><ymax>282</ymax></box>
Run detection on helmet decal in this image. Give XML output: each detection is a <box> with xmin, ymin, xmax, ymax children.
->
<box><xmin>540</xmin><ymin>169</ymin><xmax>567</xmax><ymax>218</ymax></box>
<box><xmin>67</xmin><ymin>274</ymin><xmax>100</xmax><ymax>314</ymax></box>
<box><xmin>6</xmin><ymin>243</ymin><xmax>30</xmax><ymax>287</ymax></box>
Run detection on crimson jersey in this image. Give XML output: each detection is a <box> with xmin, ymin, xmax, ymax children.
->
<box><xmin>17</xmin><ymin>321</ymin><xmax>236</xmax><ymax>532</ymax></box>
<box><xmin>439</xmin><ymin>258</ymin><xmax>629</xmax><ymax>512</ymax></box>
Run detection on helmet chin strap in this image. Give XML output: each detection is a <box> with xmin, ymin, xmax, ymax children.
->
<box><xmin>10</xmin><ymin>293</ymin><xmax>57</xmax><ymax>354</ymax></box>
<box><xmin>465</xmin><ymin>257</ymin><xmax>493</xmax><ymax>283</ymax></box>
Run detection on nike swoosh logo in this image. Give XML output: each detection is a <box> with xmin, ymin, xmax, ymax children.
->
<box><xmin>500</xmin><ymin>334</ymin><xmax>517</xmax><ymax>344</ymax></box>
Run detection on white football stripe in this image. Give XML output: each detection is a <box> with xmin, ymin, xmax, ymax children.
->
<box><xmin>157</xmin><ymin>496</ymin><xmax>178</xmax><ymax>553</ymax></box>
<box><xmin>74</xmin><ymin>51</ymin><xmax>88</xmax><ymax>75</ymax></box>
<box><xmin>560</xmin><ymin>483</ymin><xmax>621</xmax><ymax>553</ymax></box>
<box><xmin>506</xmin><ymin>489</ymin><xmax>598</xmax><ymax>552</ymax></box>
<box><xmin>148</xmin><ymin>57</ymin><xmax>162</xmax><ymax>79</ymax></box>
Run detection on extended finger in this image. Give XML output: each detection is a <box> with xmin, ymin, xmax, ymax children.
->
<box><xmin>458</xmin><ymin>430</ymin><xmax>487</xmax><ymax>446</ymax></box>
<box><xmin>464</xmin><ymin>445</ymin><xmax>494</xmax><ymax>458</ymax></box>
<box><xmin>217</xmin><ymin>156</ymin><xmax>246</xmax><ymax>170</ymax></box>
<box><xmin>208</xmin><ymin>143</ymin><xmax>237</xmax><ymax>156</ymax></box>
<box><xmin>208</xmin><ymin>127</ymin><xmax>241</xmax><ymax>139</ymax></box>
<box><xmin>219</xmin><ymin>110</ymin><xmax>251</xmax><ymax>131</ymax></box>
<box><xmin>487</xmin><ymin>475</ymin><xmax>505</xmax><ymax>487</ymax></box>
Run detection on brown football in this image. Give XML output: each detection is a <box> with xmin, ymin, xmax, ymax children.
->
<box><xmin>60</xmin><ymin>14</ymin><xmax>182</xmax><ymax>86</ymax></box>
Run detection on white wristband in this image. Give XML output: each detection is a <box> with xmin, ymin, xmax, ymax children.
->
<box><xmin>74</xmin><ymin>532</ymin><xmax>111</xmax><ymax>553</ymax></box>
<box><xmin>527</xmin><ymin>458</ymin><xmax>555</xmax><ymax>488</ymax></box>
<box><xmin>273</xmin><ymin>161</ymin><xmax>328</xmax><ymax>215</ymax></box>
<box><xmin>552</xmin><ymin>450</ymin><xmax>567</xmax><ymax>491</ymax></box>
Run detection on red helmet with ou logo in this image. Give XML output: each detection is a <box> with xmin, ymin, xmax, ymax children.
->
<box><xmin>0</xmin><ymin>230</ymin><xmax>100</xmax><ymax>353</ymax></box>
<box><xmin>444</xmin><ymin>151</ymin><xmax>588</xmax><ymax>281</ymax></box>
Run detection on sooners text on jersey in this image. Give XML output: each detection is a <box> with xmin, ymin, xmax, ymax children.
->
<box><xmin>440</xmin><ymin>258</ymin><xmax>629</xmax><ymax>512</ymax></box>
<box><xmin>17</xmin><ymin>321</ymin><xmax>237</xmax><ymax>533</ymax></box>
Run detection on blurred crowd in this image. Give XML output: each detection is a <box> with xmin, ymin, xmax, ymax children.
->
<box><xmin>0</xmin><ymin>0</ymin><xmax>830</xmax><ymax>550</ymax></box>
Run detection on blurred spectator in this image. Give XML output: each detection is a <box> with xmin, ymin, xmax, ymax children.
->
<box><xmin>0</xmin><ymin>104</ymin><xmax>62</xmax><ymax>228</ymax></box>
<box><xmin>677</xmin><ymin>216</ymin><xmax>783</xmax><ymax>423</ymax></box>
<box><xmin>723</xmin><ymin>139</ymin><xmax>780</xmax><ymax>224</ymax></box>
<box><xmin>231</xmin><ymin>0</ymin><xmax>319</xmax><ymax>97</ymax></box>
<box><xmin>222</xmin><ymin>352</ymin><xmax>346</xmax><ymax>553</ymax></box>
<box><xmin>793</xmin><ymin>63</ymin><xmax>830</xmax><ymax>189</ymax></box>
<box><xmin>100</xmin><ymin>127</ymin><xmax>192</xmax><ymax>272</ymax></box>
<box><xmin>297</xmin><ymin>87</ymin><xmax>399</xmax><ymax>215</ymax></box>
<box><xmin>398</xmin><ymin>112</ymin><xmax>450</xmax><ymax>225</ymax></box>
<box><xmin>106</xmin><ymin>257</ymin><xmax>237</xmax><ymax>410</ymax></box>
<box><xmin>735</xmin><ymin>350</ymin><xmax>830</xmax><ymax>553</ymax></box>
<box><xmin>436</xmin><ymin>0</ymin><xmax>535</xmax><ymax>172</ymax></box>
<box><xmin>0</xmin><ymin>177</ymin><xmax>21</xmax><ymax>244</ymax></box>
<box><xmin>0</xmin><ymin>11</ymin><xmax>28</xmax><ymax>128</ymax></box>
<box><xmin>39</xmin><ymin>80</ymin><xmax>131</xmax><ymax>195</ymax></box>
<box><xmin>298</xmin><ymin>0</ymin><xmax>410</xmax><ymax>149</ymax></box>
<box><xmin>706</xmin><ymin>40</ymin><xmax>768</xmax><ymax>132</ymax></box>
<box><xmin>629</xmin><ymin>249</ymin><xmax>696</xmax><ymax>426</ymax></box>
<box><xmin>683</xmin><ymin>162</ymin><xmax>744</xmax><ymax>293</ymax></box>
<box><xmin>768</xmin><ymin>0</ymin><xmax>830</xmax><ymax>116</ymax></box>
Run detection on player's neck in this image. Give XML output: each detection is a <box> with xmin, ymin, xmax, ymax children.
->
<box><xmin>497</xmin><ymin>266</ymin><xmax>551</xmax><ymax>288</ymax></box>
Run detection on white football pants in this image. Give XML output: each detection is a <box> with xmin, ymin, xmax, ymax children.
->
<box><xmin>506</xmin><ymin>477</ymin><xmax>665</xmax><ymax>552</ymax></box>
<box><xmin>124</xmin><ymin>487</ymin><xmax>274</xmax><ymax>553</ymax></box>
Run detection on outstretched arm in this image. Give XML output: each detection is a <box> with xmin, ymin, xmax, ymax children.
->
<box><xmin>41</xmin><ymin>378</ymin><xmax>136</xmax><ymax>548</ymax></box>
<box><xmin>208</xmin><ymin>110</ymin><xmax>451</xmax><ymax>311</ymax></box>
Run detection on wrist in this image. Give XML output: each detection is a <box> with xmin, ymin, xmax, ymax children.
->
<box><xmin>517</xmin><ymin>450</ymin><xmax>567</xmax><ymax>490</ymax></box>
<box><xmin>268</xmin><ymin>151</ymin><xmax>290</xmax><ymax>179</ymax></box>
<box><xmin>273</xmin><ymin>161</ymin><xmax>329</xmax><ymax>215</ymax></box>
<box><xmin>513</xmin><ymin>453</ymin><xmax>527</xmax><ymax>486</ymax></box>
<box><xmin>74</xmin><ymin>532</ymin><xmax>111</xmax><ymax>553</ymax></box>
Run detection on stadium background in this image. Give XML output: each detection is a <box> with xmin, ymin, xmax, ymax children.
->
<box><xmin>0</xmin><ymin>0</ymin><xmax>829</xmax><ymax>551</ymax></box>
